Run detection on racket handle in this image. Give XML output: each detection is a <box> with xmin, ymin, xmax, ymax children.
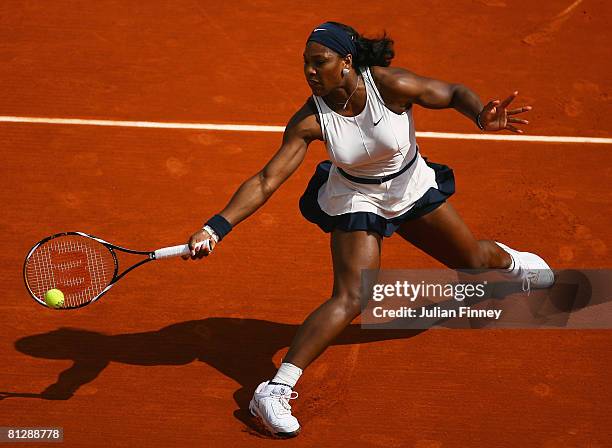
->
<box><xmin>154</xmin><ymin>241</ymin><xmax>211</xmax><ymax>259</ymax></box>
<box><xmin>154</xmin><ymin>244</ymin><xmax>191</xmax><ymax>259</ymax></box>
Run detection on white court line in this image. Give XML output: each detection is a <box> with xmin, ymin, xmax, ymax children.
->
<box><xmin>1</xmin><ymin>115</ymin><xmax>611</xmax><ymax>144</ymax></box>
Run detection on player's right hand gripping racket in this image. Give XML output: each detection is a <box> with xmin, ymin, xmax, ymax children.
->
<box><xmin>23</xmin><ymin>231</ymin><xmax>209</xmax><ymax>310</ymax></box>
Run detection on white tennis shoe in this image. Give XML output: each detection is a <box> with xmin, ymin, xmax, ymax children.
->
<box><xmin>496</xmin><ymin>242</ymin><xmax>555</xmax><ymax>292</ymax></box>
<box><xmin>249</xmin><ymin>381</ymin><xmax>301</xmax><ymax>438</ymax></box>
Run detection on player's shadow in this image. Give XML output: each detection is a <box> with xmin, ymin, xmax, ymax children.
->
<box><xmin>2</xmin><ymin>317</ymin><xmax>423</xmax><ymax>434</ymax></box>
<box><xmin>3</xmin><ymin>269</ymin><xmax>605</xmax><ymax>435</ymax></box>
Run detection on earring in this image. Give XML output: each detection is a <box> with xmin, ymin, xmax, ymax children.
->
<box><xmin>342</xmin><ymin>68</ymin><xmax>350</xmax><ymax>77</ymax></box>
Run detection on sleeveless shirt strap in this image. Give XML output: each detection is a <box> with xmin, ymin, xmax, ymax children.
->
<box><xmin>361</xmin><ymin>67</ymin><xmax>386</xmax><ymax>105</ymax></box>
<box><xmin>311</xmin><ymin>95</ymin><xmax>328</xmax><ymax>142</ymax></box>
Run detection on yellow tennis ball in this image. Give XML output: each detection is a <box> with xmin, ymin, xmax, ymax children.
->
<box><xmin>44</xmin><ymin>289</ymin><xmax>65</xmax><ymax>308</ymax></box>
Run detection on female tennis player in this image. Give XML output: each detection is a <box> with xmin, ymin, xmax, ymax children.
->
<box><xmin>185</xmin><ymin>22</ymin><xmax>554</xmax><ymax>437</ymax></box>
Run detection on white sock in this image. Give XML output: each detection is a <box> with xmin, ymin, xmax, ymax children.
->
<box><xmin>271</xmin><ymin>362</ymin><xmax>303</xmax><ymax>388</ymax></box>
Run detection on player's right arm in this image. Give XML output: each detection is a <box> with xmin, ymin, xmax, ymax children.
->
<box><xmin>186</xmin><ymin>100</ymin><xmax>321</xmax><ymax>258</ymax></box>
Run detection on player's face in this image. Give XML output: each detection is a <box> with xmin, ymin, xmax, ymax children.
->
<box><xmin>303</xmin><ymin>41</ymin><xmax>348</xmax><ymax>96</ymax></box>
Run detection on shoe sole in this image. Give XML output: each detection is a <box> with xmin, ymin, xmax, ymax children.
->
<box><xmin>248</xmin><ymin>400</ymin><xmax>301</xmax><ymax>438</ymax></box>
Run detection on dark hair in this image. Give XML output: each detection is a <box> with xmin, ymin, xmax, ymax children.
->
<box><xmin>329</xmin><ymin>22</ymin><xmax>394</xmax><ymax>68</ymax></box>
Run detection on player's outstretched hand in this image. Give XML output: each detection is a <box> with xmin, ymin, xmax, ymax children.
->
<box><xmin>479</xmin><ymin>91</ymin><xmax>532</xmax><ymax>133</ymax></box>
<box><xmin>183</xmin><ymin>229</ymin><xmax>217</xmax><ymax>260</ymax></box>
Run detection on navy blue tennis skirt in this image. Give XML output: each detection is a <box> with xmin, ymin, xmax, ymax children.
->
<box><xmin>299</xmin><ymin>158</ymin><xmax>455</xmax><ymax>238</ymax></box>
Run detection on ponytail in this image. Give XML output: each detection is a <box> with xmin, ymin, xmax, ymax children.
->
<box><xmin>329</xmin><ymin>22</ymin><xmax>394</xmax><ymax>68</ymax></box>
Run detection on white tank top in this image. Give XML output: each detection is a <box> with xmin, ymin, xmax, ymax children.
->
<box><xmin>312</xmin><ymin>67</ymin><xmax>418</xmax><ymax>178</ymax></box>
<box><xmin>310</xmin><ymin>67</ymin><xmax>438</xmax><ymax>219</ymax></box>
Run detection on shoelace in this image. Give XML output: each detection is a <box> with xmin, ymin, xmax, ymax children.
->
<box><xmin>522</xmin><ymin>270</ymin><xmax>540</xmax><ymax>295</ymax></box>
<box><xmin>271</xmin><ymin>389</ymin><xmax>299</xmax><ymax>411</ymax></box>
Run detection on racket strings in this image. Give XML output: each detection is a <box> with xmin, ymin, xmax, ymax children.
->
<box><xmin>25</xmin><ymin>235</ymin><xmax>116</xmax><ymax>308</ymax></box>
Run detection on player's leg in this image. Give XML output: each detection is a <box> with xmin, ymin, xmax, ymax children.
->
<box><xmin>396</xmin><ymin>202</ymin><xmax>510</xmax><ymax>269</ymax></box>
<box><xmin>249</xmin><ymin>228</ymin><xmax>381</xmax><ymax>437</ymax></box>
<box><xmin>396</xmin><ymin>202</ymin><xmax>554</xmax><ymax>287</ymax></box>
<box><xmin>282</xmin><ymin>228</ymin><xmax>382</xmax><ymax>368</ymax></box>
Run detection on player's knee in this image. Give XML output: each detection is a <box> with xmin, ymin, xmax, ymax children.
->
<box><xmin>331</xmin><ymin>292</ymin><xmax>362</xmax><ymax>318</ymax></box>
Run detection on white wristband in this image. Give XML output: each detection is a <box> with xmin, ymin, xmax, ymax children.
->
<box><xmin>203</xmin><ymin>225</ymin><xmax>220</xmax><ymax>243</ymax></box>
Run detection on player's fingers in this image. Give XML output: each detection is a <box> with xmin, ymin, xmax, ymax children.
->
<box><xmin>183</xmin><ymin>239</ymin><xmax>194</xmax><ymax>259</ymax></box>
<box><xmin>499</xmin><ymin>91</ymin><xmax>518</xmax><ymax>109</ymax></box>
<box><xmin>508</xmin><ymin>117</ymin><xmax>528</xmax><ymax>124</ymax></box>
<box><xmin>195</xmin><ymin>241</ymin><xmax>207</xmax><ymax>259</ymax></box>
<box><xmin>193</xmin><ymin>239</ymin><xmax>213</xmax><ymax>259</ymax></box>
<box><xmin>187</xmin><ymin>240</ymin><xmax>199</xmax><ymax>259</ymax></box>
<box><xmin>483</xmin><ymin>100</ymin><xmax>500</xmax><ymax>113</ymax></box>
<box><xmin>192</xmin><ymin>241</ymin><xmax>204</xmax><ymax>258</ymax></box>
<box><xmin>204</xmin><ymin>239</ymin><xmax>213</xmax><ymax>256</ymax></box>
<box><xmin>507</xmin><ymin>106</ymin><xmax>532</xmax><ymax>115</ymax></box>
<box><xmin>188</xmin><ymin>235</ymin><xmax>200</xmax><ymax>257</ymax></box>
<box><xmin>506</xmin><ymin>124</ymin><xmax>523</xmax><ymax>133</ymax></box>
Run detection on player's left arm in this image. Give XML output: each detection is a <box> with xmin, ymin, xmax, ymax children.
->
<box><xmin>374</xmin><ymin>66</ymin><xmax>531</xmax><ymax>133</ymax></box>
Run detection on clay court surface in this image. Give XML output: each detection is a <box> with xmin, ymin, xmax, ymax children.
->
<box><xmin>1</xmin><ymin>1</ymin><xmax>611</xmax><ymax>446</ymax></box>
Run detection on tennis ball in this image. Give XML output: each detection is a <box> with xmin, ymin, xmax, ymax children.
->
<box><xmin>44</xmin><ymin>289</ymin><xmax>65</xmax><ymax>308</ymax></box>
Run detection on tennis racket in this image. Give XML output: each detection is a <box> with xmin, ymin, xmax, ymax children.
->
<box><xmin>23</xmin><ymin>231</ymin><xmax>210</xmax><ymax>310</ymax></box>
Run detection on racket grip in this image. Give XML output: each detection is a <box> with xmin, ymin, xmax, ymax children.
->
<box><xmin>154</xmin><ymin>241</ymin><xmax>211</xmax><ymax>259</ymax></box>
<box><xmin>154</xmin><ymin>244</ymin><xmax>191</xmax><ymax>259</ymax></box>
